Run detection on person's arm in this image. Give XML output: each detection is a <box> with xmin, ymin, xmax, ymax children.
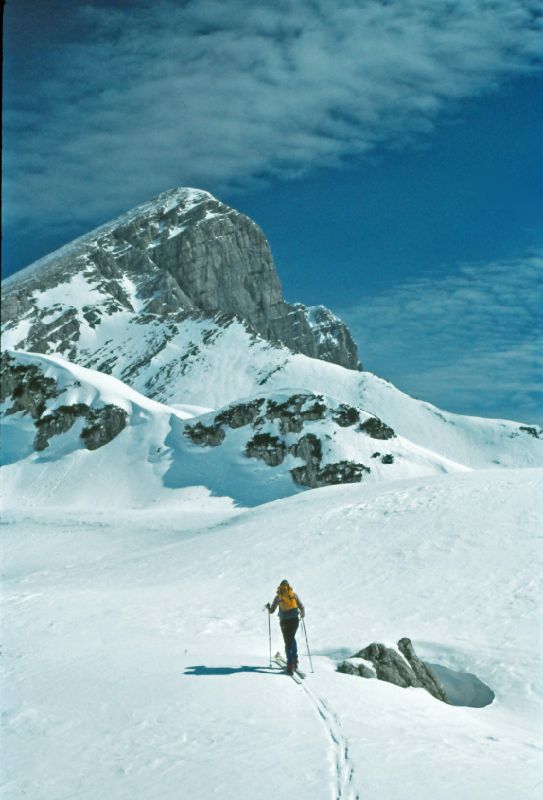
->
<box><xmin>296</xmin><ymin>595</ymin><xmax>305</xmax><ymax>618</ymax></box>
<box><xmin>266</xmin><ymin>595</ymin><xmax>279</xmax><ymax>614</ymax></box>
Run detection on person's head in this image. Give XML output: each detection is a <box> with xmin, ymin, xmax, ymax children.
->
<box><xmin>277</xmin><ymin>579</ymin><xmax>291</xmax><ymax>594</ymax></box>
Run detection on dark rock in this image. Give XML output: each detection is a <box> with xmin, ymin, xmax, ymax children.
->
<box><xmin>332</xmin><ymin>403</ymin><xmax>360</xmax><ymax>427</ymax></box>
<box><xmin>184</xmin><ymin>420</ymin><xmax>226</xmax><ymax>447</ymax></box>
<box><xmin>397</xmin><ymin>638</ymin><xmax>448</xmax><ymax>703</ymax></box>
<box><xmin>291</xmin><ymin>459</ymin><xmax>370</xmax><ymax>488</ymax></box>
<box><xmin>20</xmin><ymin>308</ymin><xmax>81</xmax><ymax>360</ymax></box>
<box><xmin>2</xmin><ymin>353</ymin><xmax>128</xmax><ymax>452</ymax></box>
<box><xmin>215</xmin><ymin>398</ymin><xmax>265</xmax><ymax>429</ymax></box>
<box><xmin>34</xmin><ymin>403</ymin><xmax>90</xmax><ymax>451</ymax></box>
<box><xmin>266</xmin><ymin>393</ymin><xmax>326</xmax><ymax>434</ymax></box>
<box><xmin>82</xmin><ymin>306</ymin><xmax>102</xmax><ymax>328</ymax></box>
<box><xmin>1</xmin><ymin>353</ymin><xmax>59</xmax><ymax>418</ymax></box>
<box><xmin>245</xmin><ymin>432</ymin><xmax>287</xmax><ymax>466</ymax></box>
<box><xmin>359</xmin><ymin>416</ymin><xmax>396</xmax><ymax>440</ymax></box>
<box><xmin>336</xmin><ymin>660</ymin><xmax>361</xmax><ymax>676</ymax></box>
<box><xmin>519</xmin><ymin>425</ymin><xmax>542</xmax><ymax>439</ymax></box>
<box><xmin>336</xmin><ymin>660</ymin><xmax>376</xmax><ymax>678</ymax></box>
<box><xmin>174</xmin><ymin>391</ymin><xmax>375</xmax><ymax>491</ymax></box>
<box><xmin>353</xmin><ymin>642</ymin><xmax>415</xmax><ymax>688</ymax></box>
<box><xmin>290</xmin><ymin>432</ymin><xmax>322</xmax><ymax>464</ymax></box>
<box><xmin>285</xmin><ymin>304</ymin><xmax>361</xmax><ymax>370</ymax></box>
<box><xmin>337</xmin><ymin>660</ymin><xmax>376</xmax><ymax>679</ymax></box>
<box><xmin>357</xmin><ymin>662</ymin><xmax>376</xmax><ymax>679</ymax></box>
<box><xmin>342</xmin><ymin>638</ymin><xmax>449</xmax><ymax>703</ymax></box>
<box><xmin>80</xmin><ymin>406</ymin><xmax>128</xmax><ymax>450</ymax></box>
<box><xmin>381</xmin><ymin>454</ymin><xmax>394</xmax><ymax>464</ymax></box>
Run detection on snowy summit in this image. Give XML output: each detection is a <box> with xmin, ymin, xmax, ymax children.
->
<box><xmin>1</xmin><ymin>188</ymin><xmax>542</xmax><ymax>800</ymax></box>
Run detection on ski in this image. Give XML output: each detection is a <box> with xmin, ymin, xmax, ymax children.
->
<box><xmin>273</xmin><ymin>652</ymin><xmax>306</xmax><ymax>681</ymax></box>
<box><xmin>273</xmin><ymin>657</ymin><xmax>303</xmax><ymax>684</ymax></box>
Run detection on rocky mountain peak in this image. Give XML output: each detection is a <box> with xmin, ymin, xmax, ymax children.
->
<box><xmin>2</xmin><ymin>188</ymin><xmax>360</xmax><ymax>372</ymax></box>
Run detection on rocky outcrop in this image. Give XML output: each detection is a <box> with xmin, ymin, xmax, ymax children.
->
<box><xmin>184</xmin><ymin>421</ymin><xmax>226</xmax><ymax>447</ymax></box>
<box><xmin>34</xmin><ymin>403</ymin><xmax>89</xmax><ymax>451</ymax></box>
<box><xmin>2</xmin><ymin>188</ymin><xmax>361</xmax><ymax>371</ymax></box>
<box><xmin>215</xmin><ymin>399</ymin><xmax>265</xmax><ymax>429</ymax></box>
<box><xmin>359</xmin><ymin>416</ymin><xmax>396</xmax><ymax>439</ymax></box>
<box><xmin>291</xmin><ymin>459</ymin><xmax>370</xmax><ymax>488</ymax></box>
<box><xmin>397</xmin><ymin>638</ymin><xmax>448</xmax><ymax>702</ymax></box>
<box><xmin>1</xmin><ymin>353</ymin><xmax>127</xmax><ymax>452</ymax></box>
<box><xmin>80</xmin><ymin>406</ymin><xmax>128</xmax><ymax>450</ymax></box>
<box><xmin>183</xmin><ymin>391</ymin><xmax>376</xmax><ymax>489</ymax></box>
<box><xmin>266</xmin><ymin>394</ymin><xmax>327</xmax><ymax>434</ymax></box>
<box><xmin>273</xmin><ymin>304</ymin><xmax>360</xmax><ymax>370</ymax></box>
<box><xmin>519</xmin><ymin>425</ymin><xmax>542</xmax><ymax>439</ymax></box>
<box><xmin>1</xmin><ymin>352</ymin><xmax>59</xmax><ymax>418</ymax></box>
<box><xmin>337</xmin><ymin>638</ymin><xmax>448</xmax><ymax>703</ymax></box>
<box><xmin>333</xmin><ymin>403</ymin><xmax>360</xmax><ymax>427</ymax></box>
<box><xmin>335</xmin><ymin>659</ymin><xmax>376</xmax><ymax>679</ymax></box>
<box><xmin>245</xmin><ymin>433</ymin><xmax>287</xmax><ymax>466</ymax></box>
<box><xmin>372</xmin><ymin>451</ymin><xmax>395</xmax><ymax>464</ymax></box>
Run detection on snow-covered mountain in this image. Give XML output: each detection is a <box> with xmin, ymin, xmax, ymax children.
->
<box><xmin>2</xmin><ymin>187</ymin><xmax>542</xmax><ymax>800</ymax></box>
<box><xmin>3</xmin><ymin>184</ymin><xmax>540</xmax><ymax>498</ymax></box>
<box><xmin>1</xmin><ymin>187</ymin><xmax>359</xmax><ymax>370</ymax></box>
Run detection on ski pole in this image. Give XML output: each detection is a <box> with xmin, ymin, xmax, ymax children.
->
<box><xmin>301</xmin><ymin>617</ymin><xmax>314</xmax><ymax>673</ymax></box>
<box><xmin>267</xmin><ymin>608</ymin><xmax>272</xmax><ymax>666</ymax></box>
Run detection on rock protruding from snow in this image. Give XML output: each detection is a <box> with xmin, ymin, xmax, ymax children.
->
<box><xmin>184</xmin><ymin>391</ymin><xmax>376</xmax><ymax>489</ymax></box>
<box><xmin>359</xmin><ymin>416</ymin><xmax>396</xmax><ymax>439</ymax></box>
<box><xmin>0</xmin><ymin>352</ymin><xmax>60</xmax><ymax>418</ymax></box>
<box><xmin>1</xmin><ymin>352</ymin><xmax>475</xmax><ymax>508</ymax></box>
<box><xmin>338</xmin><ymin>638</ymin><xmax>448</xmax><ymax>703</ymax></box>
<box><xmin>1</xmin><ymin>352</ymin><xmax>128</xmax><ymax>452</ymax></box>
<box><xmin>1</xmin><ymin>187</ymin><xmax>360</xmax><ymax>371</ymax></box>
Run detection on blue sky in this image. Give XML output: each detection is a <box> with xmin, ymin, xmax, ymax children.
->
<box><xmin>3</xmin><ymin>0</ymin><xmax>542</xmax><ymax>422</ymax></box>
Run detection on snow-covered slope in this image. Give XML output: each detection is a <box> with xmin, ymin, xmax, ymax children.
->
<box><xmin>2</xmin><ymin>468</ymin><xmax>541</xmax><ymax>799</ymax></box>
<box><xmin>5</xmin><ymin>297</ymin><xmax>540</xmax><ymax>470</ymax></box>
<box><xmin>0</xmin><ymin>350</ymin><xmax>221</xmax><ymax>510</ymax></box>
<box><xmin>2</xmin><ymin>347</ymin><xmax>541</xmax><ymax>510</ymax></box>
<box><xmin>1</xmin><ymin>350</ymin><xmax>480</xmax><ymax>508</ymax></box>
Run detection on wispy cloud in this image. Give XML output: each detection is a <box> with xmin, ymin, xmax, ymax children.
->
<box><xmin>338</xmin><ymin>252</ymin><xmax>543</xmax><ymax>423</ymax></box>
<box><xmin>4</xmin><ymin>0</ymin><xmax>542</xmax><ymax>237</ymax></box>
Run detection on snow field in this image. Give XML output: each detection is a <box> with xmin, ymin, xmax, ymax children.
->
<box><xmin>3</xmin><ymin>349</ymin><xmax>542</xmax><ymax>511</ymax></box>
<box><xmin>3</xmin><ymin>186</ymin><xmax>542</xmax><ymax>800</ymax></box>
<box><xmin>2</xmin><ymin>469</ymin><xmax>542</xmax><ymax>799</ymax></box>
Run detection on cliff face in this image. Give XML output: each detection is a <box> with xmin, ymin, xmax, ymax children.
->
<box><xmin>2</xmin><ymin>188</ymin><xmax>360</xmax><ymax>371</ymax></box>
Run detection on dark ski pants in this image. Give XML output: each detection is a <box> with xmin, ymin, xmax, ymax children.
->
<box><xmin>280</xmin><ymin>618</ymin><xmax>299</xmax><ymax>666</ymax></box>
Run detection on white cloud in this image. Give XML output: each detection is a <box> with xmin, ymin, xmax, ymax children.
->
<box><xmin>4</xmin><ymin>0</ymin><xmax>542</xmax><ymax>233</ymax></box>
<box><xmin>338</xmin><ymin>252</ymin><xmax>543</xmax><ymax>423</ymax></box>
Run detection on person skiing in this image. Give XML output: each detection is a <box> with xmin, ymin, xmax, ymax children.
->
<box><xmin>266</xmin><ymin>579</ymin><xmax>305</xmax><ymax>674</ymax></box>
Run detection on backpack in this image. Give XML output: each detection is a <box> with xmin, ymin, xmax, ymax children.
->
<box><xmin>277</xmin><ymin>582</ymin><xmax>298</xmax><ymax>611</ymax></box>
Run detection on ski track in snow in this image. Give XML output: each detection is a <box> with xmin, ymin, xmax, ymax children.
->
<box><xmin>1</xmin><ymin>470</ymin><xmax>542</xmax><ymax>799</ymax></box>
<box><xmin>298</xmin><ymin>678</ymin><xmax>360</xmax><ymax>800</ymax></box>
<box><xmin>275</xmin><ymin>652</ymin><xmax>358</xmax><ymax>797</ymax></box>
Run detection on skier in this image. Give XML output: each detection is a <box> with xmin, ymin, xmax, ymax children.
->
<box><xmin>266</xmin><ymin>579</ymin><xmax>305</xmax><ymax>674</ymax></box>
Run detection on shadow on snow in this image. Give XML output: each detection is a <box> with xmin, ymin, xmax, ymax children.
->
<box><xmin>184</xmin><ymin>665</ymin><xmax>279</xmax><ymax>676</ymax></box>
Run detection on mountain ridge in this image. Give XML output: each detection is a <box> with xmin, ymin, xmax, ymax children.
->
<box><xmin>1</xmin><ymin>187</ymin><xmax>360</xmax><ymax>370</ymax></box>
